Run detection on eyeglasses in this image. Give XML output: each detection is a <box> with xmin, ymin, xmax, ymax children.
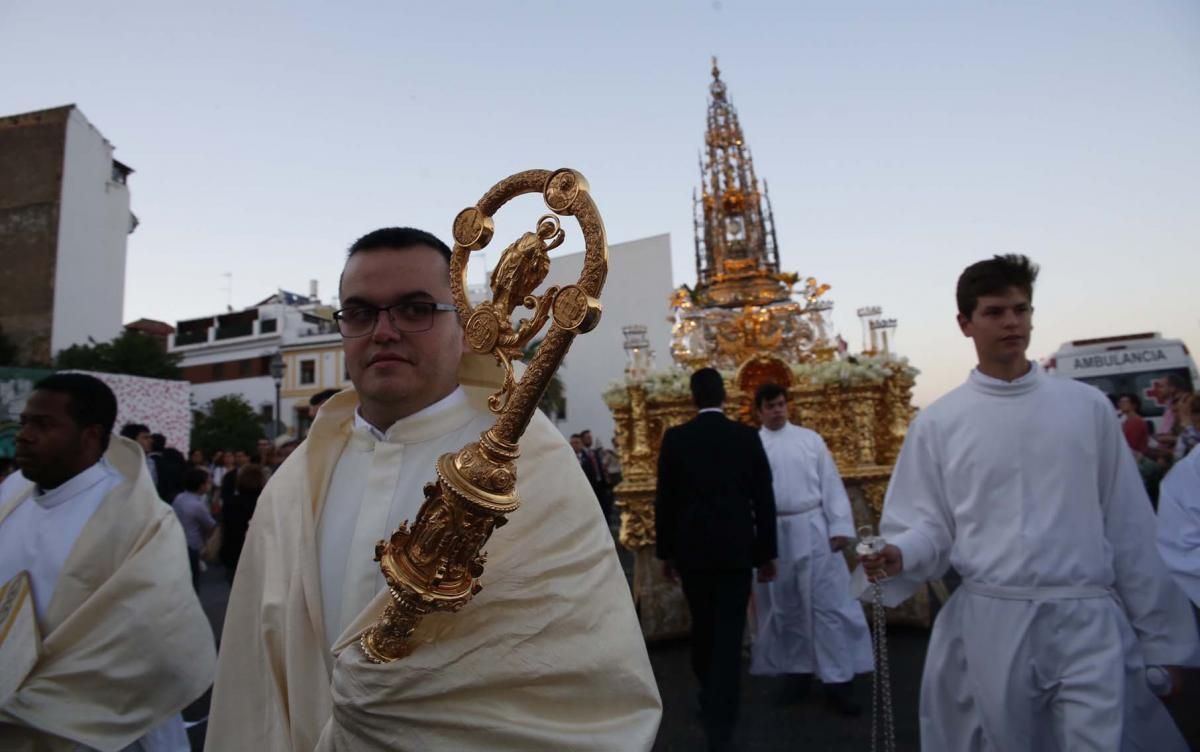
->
<box><xmin>332</xmin><ymin>301</ymin><xmax>458</xmax><ymax>338</ymax></box>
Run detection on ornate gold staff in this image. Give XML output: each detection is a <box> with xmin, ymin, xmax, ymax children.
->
<box><xmin>360</xmin><ymin>168</ymin><xmax>607</xmax><ymax>663</ymax></box>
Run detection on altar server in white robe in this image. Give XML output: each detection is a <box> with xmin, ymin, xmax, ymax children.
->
<box><xmin>860</xmin><ymin>254</ymin><xmax>1197</xmax><ymax>751</ymax></box>
<box><xmin>206</xmin><ymin>228</ymin><xmax>661</xmax><ymax>751</ymax></box>
<box><xmin>0</xmin><ymin>374</ymin><xmax>214</xmax><ymax>751</ymax></box>
<box><xmin>750</xmin><ymin>381</ymin><xmax>873</xmax><ymax>714</ymax></box>
<box><xmin>1157</xmin><ymin>447</ymin><xmax>1200</xmax><ymax>608</ymax></box>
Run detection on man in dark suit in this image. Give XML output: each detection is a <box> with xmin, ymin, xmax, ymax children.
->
<box><xmin>656</xmin><ymin>367</ymin><xmax>777</xmax><ymax>751</ymax></box>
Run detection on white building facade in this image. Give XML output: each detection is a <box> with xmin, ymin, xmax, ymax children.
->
<box><xmin>169</xmin><ymin>289</ymin><xmax>335</xmax><ymax>434</ymax></box>
<box><xmin>536</xmin><ymin>233</ymin><xmax>675</xmax><ymax>447</ymax></box>
<box><xmin>51</xmin><ymin>107</ymin><xmax>134</xmax><ymax>354</ymax></box>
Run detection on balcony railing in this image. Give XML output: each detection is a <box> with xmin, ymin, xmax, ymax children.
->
<box><xmin>215</xmin><ymin>322</ymin><xmax>254</xmax><ymax>340</ymax></box>
<box><xmin>175</xmin><ymin>329</ymin><xmax>208</xmax><ymax>346</ymax></box>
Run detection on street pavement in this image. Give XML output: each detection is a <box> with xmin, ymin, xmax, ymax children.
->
<box><xmin>187</xmin><ymin>563</ymin><xmax>1199</xmax><ymax>750</ymax></box>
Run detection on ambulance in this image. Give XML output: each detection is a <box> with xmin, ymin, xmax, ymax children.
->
<box><xmin>1046</xmin><ymin>332</ymin><xmax>1198</xmax><ymax>420</ymax></box>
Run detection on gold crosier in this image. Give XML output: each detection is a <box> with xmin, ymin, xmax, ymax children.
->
<box><xmin>359</xmin><ymin>168</ymin><xmax>606</xmax><ymax>663</ymax></box>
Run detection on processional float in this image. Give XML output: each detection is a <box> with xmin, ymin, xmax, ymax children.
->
<box><xmin>360</xmin><ymin>168</ymin><xmax>606</xmax><ymax>663</ymax></box>
<box><xmin>603</xmin><ymin>60</ymin><xmax>924</xmax><ymax>641</ymax></box>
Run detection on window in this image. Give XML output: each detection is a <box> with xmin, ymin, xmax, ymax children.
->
<box><xmin>300</xmin><ymin>360</ymin><xmax>316</xmax><ymax>385</ymax></box>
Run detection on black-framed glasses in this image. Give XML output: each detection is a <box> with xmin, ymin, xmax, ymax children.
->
<box><xmin>332</xmin><ymin>301</ymin><xmax>457</xmax><ymax>338</ymax></box>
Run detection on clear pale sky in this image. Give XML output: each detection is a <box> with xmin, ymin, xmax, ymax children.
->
<box><xmin>2</xmin><ymin>1</ymin><xmax>1197</xmax><ymax>405</ymax></box>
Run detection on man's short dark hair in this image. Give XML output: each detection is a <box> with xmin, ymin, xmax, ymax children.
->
<box><xmin>120</xmin><ymin>422</ymin><xmax>149</xmax><ymax>440</ymax></box>
<box><xmin>690</xmin><ymin>368</ymin><xmax>726</xmax><ymax>409</ymax></box>
<box><xmin>183</xmin><ymin>466</ymin><xmax>210</xmax><ymax>493</ymax></box>
<box><xmin>569</xmin><ymin>433</ymin><xmax>580</xmax><ymax>440</ymax></box>
<box><xmin>754</xmin><ymin>382</ymin><xmax>788</xmax><ymax>409</ymax></box>
<box><xmin>34</xmin><ymin>373</ymin><xmax>118</xmax><ymax>452</ymax></box>
<box><xmin>309</xmin><ymin>388</ymin><xmax>339</xmax><ymax>407</ymax></box>
<box><xmin>1118</xmin><ymin>392</ymin><xmax>1141</xmax><ymax>412</ymax></box>
<box><xmin>956</xmin><ymin>254</ymin><xmax>1040</xmax><ymax>318</ymax></box>
<box><xmin>150</xmin><ymin>433</ymin><xmax>167</xmax><ymax>452</ymax></box>
<box><xmin>347</xmin><ymin>227</ymin><xmax>452</xmax><ymax>266</ymax></box>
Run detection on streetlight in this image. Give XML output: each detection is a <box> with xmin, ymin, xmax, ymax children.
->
<box><xmin>269</xmin><ymin>352</ymin><xmax>286</xmax><ymax>439</ymax></box>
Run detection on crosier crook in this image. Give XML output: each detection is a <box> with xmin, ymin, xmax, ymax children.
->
<box><xmin>359</xmin><ymin>169</ymin><xmax>607</xmax><ymax>664</ymax></box>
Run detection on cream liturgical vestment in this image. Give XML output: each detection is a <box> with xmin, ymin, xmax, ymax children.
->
<box><xmin>0</xmin><ymin>437</ymin><xmax>216</xmax><ymax>751</ymax></box>
<box><xmin>866</xmin><ymin>364</ymin><xmax>1197</xmax><ymax>751</ymax></box>
<box><xmin>205</xmin><ymin>355</ymin><xmax>662</xmax><ymax>751</ymax></box>
<box><xmin>751</xmin><ymin>423</ymin><xmax>873</xmax><ymax>682</ymax></box>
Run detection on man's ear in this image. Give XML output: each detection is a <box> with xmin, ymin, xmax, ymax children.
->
<box><xmin>84</xmin><ymin>424</ymin><xmax>106</xmax><ymax>455</ymax></box>
<box><xmin>957</xmin><ymin>312</ymin><xmax>972</xmax><ymax>338</ymax></box>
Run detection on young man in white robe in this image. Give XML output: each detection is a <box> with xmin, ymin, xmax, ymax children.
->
<box><xmin>750</xmin><ymin>382</ymin><xmax>873</xmax><ymax>715</ymax></box>
<box><xmin>0</xmin><ymin>373</ymin><xmax>215</xmax><ymax>751</ymax></box>
<box><xmin>205</xmin><ymin>227</ymin><xmax>661</xmax><ymax>751</ymax></box>
<box><xmin>1157</xmin><ymin>447</ymin><xmax>1200</xmax><ymax>608</ymax></box>
<box><xmin>860</xmin><ymin>254</ymin><xmax>1197</xmax><ymax>751</ymax></box>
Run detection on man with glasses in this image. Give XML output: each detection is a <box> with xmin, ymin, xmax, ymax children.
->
<box><xmin>206</xmin><ymin>227</ymin><xmax>661</xmax><ymax>751</ymax></box>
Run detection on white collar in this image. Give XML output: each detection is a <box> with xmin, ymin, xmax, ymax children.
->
<box><xmin>33</xmin><ymin>458</ymin><xmax>116</xmax><ymax>510</ymax></box>
<box><xmin>968</xmin><ymin>361</ymin><xmax>1041</xmax><ymax>396</ymax></box>
<box><xmin>353</xmin><ymin>386</ymin><xmax>469</xmax><ymax>443</ymax></box>
<box><xmin>698</xmin><ymin>407</ymin><xmax>725</xmax><ymax>415</ymax></box>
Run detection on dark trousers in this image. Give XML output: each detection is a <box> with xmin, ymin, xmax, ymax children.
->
<box><xmin>680</xmin><ymin>568</ymin><xmax>752</xmax><ymax>743</ymax></box>
<box><xmin>186</xmin><ymin>547</ymin><xmax>200</xmax><ymax>591</ymax></box>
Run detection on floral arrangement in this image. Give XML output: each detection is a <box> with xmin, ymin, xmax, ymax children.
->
<box><xmin>602</xmin><ymin>355</ymin><xmax>918</xmax><ymax>409</ymax></box>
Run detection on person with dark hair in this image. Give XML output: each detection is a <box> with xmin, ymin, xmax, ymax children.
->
<box><xmin>119</xmin><ymin>421</ymin><xmax>157</xmax><ymax>485</ymax></box>
<box><xmin>860</xmin><ymin>255</ymin><xmax>1195</xmax><ymax>750</ymax></box>
<box><xmin>219</xmin><ymin>463</ymin><xmax>266</xmax><ymax>583</ymax></box>
<box><xmin>171</xmin><ymin>466</ymin><xmax>216</xmax><ymax>588</ymax></box>
<box><xmin>0</xmin><ymin>373</ymin><xmax>213</xmax><ymax>749</ymax></box>
<box><xmin>1157</xmin><ymin>372</ymin><xmax>1192</xmax><ymax>443</ymax></box>
<box><xmin>207</xmin><ymin>227</ymin><xmax>660</xmax><ymax>750</ymax></box>
<box><xmin>119</xmin><ymin>421</ymin><xmax>152</xmax><ymax>451</ymax></box>
<box><xmin>1118</xmin><ymin>393</ymin><xmax>1150</xmax><ymax>456</ymax></box>
<box><xmin>655</xmin><ymin>367</ymin><xmax>777</xmax><ymax>750</ymax></box>
<box><xmin>749</xmin><ymin>382</ymin><xmax>872</xmax><ymax>715</ymax></box>
<box><xmin>309</xmin><ymin>388</ymin><xmax>340</xmax><ymax>415</ymax></box>
<box><xmin>275</xmin><ymin>438</ymin><xmax>300</xmax><ymax>465</ymax></box>
<box><xmin>154</xmin><ymin>446</ymin><xmax>187</xmax><ymax>505</ymax></box>
<box><xmin>579</xmin><ymin>429</ymin><xmax>614</xmax><ymax>524</ymax></box>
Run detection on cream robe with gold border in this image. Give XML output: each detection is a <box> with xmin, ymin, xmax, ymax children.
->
<box><xmin>205</xmin><ymin>356</ymin><xmax>662</xmax><ymax>751</ymax></box>
<box><xmin>0</xmin><ymin>436</ymin><xmax>216</xmax><ymax>751</ymax></box>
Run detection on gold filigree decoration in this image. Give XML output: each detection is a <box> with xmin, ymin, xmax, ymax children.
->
<box><xmin>360</xmin><ymin>169</ymin><xmax>607</xmax><ymax>663</ymax></box>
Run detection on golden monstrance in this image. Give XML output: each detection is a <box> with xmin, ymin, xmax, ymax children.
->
<box><xmin>360</xmin><ymin>168</ymin><xmax>606</xmax><ymax>663</ymax></box>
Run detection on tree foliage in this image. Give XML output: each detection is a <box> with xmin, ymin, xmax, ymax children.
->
<box><xmin>54</xmin><ymin>331</ymin><xmax>182</xmax><ymax>379</ymax></box>
<box><xmin>191</xmin><ymin>395</ymin><xmax>265</xmax><ymax>455</ymax></box>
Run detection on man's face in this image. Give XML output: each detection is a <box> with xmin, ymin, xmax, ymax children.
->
<box><xmin>15</xmin><ymin>390</ymin><xmax>97</xmax><ymax>488</ymax></box>
<box><xmin>1117</xmin><ymin>396</ymin><xmax>1135</xmax><ymax>414</ymax></box>
<box><xmin>339</xmin><ymin>246</ymin><xmax>465</xmax><ymax>416</ymax></box>
<box><xmin>957</xmin><ymin>287</ymin><xmax>1033</xmax><ymax>366</ymax></box>
<box><xmin>757</xmin><ymin>394</ymin><xmax>790</xmax><ymax>431</ymax></box>
<box><xmin>256</xmin><ymin>439</ymin><xmax>272</xmax><ymax>459</ymax></box>
<box><xmin>580</xmin><ymin>431</ymin><xmax>593</xmax><ymax>448</ymax></box>
<box><xmin>235</xmin><ymin>450</ymin><xmax>250</xmax><ymax>466</ymax></box>
<box><xmin>135</xmin><ymin>431</ymin><xmax>153</xmax><ymax>453</ymax></box>
<box><xmin>569</xmin><ymin>437</ymin><xmax>583</xmax><ymax>454</ymax></box>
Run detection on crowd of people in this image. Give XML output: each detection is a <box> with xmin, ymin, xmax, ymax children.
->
<box><xmin>1</xmin><ymin>236</ymin><xmax>1197</xmax><ymax>752</ymax></box>
<box><xmin>1115</xmin><ymin>379</ymin><xmax>1200</xmax><ymax>503</ymax></box>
